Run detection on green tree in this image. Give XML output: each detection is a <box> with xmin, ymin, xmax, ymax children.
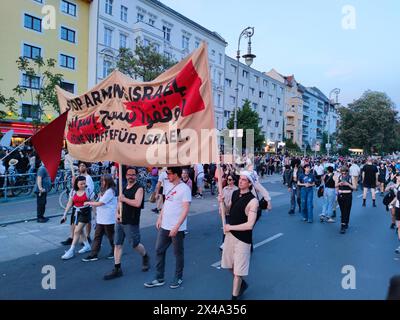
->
<box><xmin>285</xmin><ymin>138</ymin><xmax>301</xmax><ymax>153</ymax></box>
<box><xmin>226</xmin><ymin>100</ymin><xmax>265</xmax><ymax>151</ymax></box>
<box><xmin>0</xmin><ymin>80</ymin><xmax>18</xmax><ymax>119</ymax></box>
<box><xmin>13</xmin><ymin>57</ymin><xmax>64</xmax><ymax>124</ymax></box>
<box><xmin>115</xmin><ymin>44</ymin><xmax>176</xmax><ymax>81</ymax></box>
<box><xmin>337</xmin><ymin>91</ymin><xmax>398</xmax><ymax>154</ymax></box>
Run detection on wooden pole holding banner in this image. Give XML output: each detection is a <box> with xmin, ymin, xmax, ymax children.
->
<box><xmin>216</xmin><ymin>164</ymin><xmax>226</xmax><ymax>232</ymax></box>
<box><xmin>119</xmin><ymin>163</ymin><xmax>123</xmax><ymax>218</ymax></box>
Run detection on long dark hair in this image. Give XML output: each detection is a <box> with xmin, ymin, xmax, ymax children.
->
<box><xmin>73</xmin><ymin>175</ymin><xmax>86</xmax><ymax>191</ymax></box>
<box><xmin>101</xmin><ymin>174</ymin><xmax>116</xmax><ymax>195</ymax></box>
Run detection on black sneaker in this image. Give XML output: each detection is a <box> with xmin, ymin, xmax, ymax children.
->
<box><xmin>61</xmin><ymin>238</ymin><xmax>73</xmax><ymax>246</ymax></box>
<box><xmin>288</xmin><ymin>210</ymin><xmax>294</xmax><ymax>215</ymax></box>
<box><xmin>37</xmin><ymin>217</ymin><xmax>49</xmax><ymax>223</ymax></box>
<box><xmin>107</xmin><ymin>252</ymin><xmax>114</xmax><ymax>260</ymax></box>
<box><xmin>82</xmin><ymin>255</ymin><xmax>98</xmax><ymax>262</ymax></box>
<box><xmin>142</xmin><ymin>254</ymin><xmax>150</xmax><ymax>272</ymax></box>
<box><xmin>373</xmin><ymin>202</ymin><xmax>377</xmax><ymax>207</ymax></box>
<box><xmin>169</xmin><ymin>278</ymin><xmax>183</xmax><ymax>289</ymax></box>
<box><xmin>103</xmin><ymin>268</ymin><xmax>123</xmax><ymax>280</ymax></box>
<box><xmin>340</xmin><ymin>225</ymin><xmax>346</xmax><ymax>234</ymax></box>
<box><xmin>239</xmin><ymin>280</ymin><xmax>248</xmax><ymax>296</ymax></box>
<box><xmin>144</xmin><ymin>279</ymin><xmax>165</xmax><ymax>288</ymax></box>
<box><xmin>151</xmin><ymin>208</ymin><xmax>159</xmax><ymax>214</ymax></box>
<box><xmin>391</xmin><ymin>223</ymin><xmax>396</xmax><ymax>229</ymax></box>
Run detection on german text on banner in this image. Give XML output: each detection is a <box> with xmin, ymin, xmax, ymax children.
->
<box><xmin>57</xmin><ymin>43</ymin><xmax>218</xmax><ymax>166</ymax></box>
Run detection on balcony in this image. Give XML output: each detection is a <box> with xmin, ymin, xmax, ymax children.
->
<box><xmin>286</xmin><ymin>123</ymin><xmax>296</xmax><ymax>130</ymax></box>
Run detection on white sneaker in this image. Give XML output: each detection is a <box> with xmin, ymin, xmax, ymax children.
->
<box><xmin>61</xmin><ymin>249</ymin><xmax>75</xmax><ymax>260</ymax></box>
<box><xmin>78</xmin><ymin>244</ymin><xmax>91</xmax><ymax>254</ymax></box>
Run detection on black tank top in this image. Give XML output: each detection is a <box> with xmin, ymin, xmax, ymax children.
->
<box><xmin>324</xmin><ymin>174</ymin><xmax>335</xmax><ymax>188</ymax></box>
<box><xmin>338</xmin><ymin>175</ymin><xmax>353</xmax><ymax>192</ymax></box>
<box><xmin>122</xmin><ymin>183</ymin><xmax>144</xmax><ymax>225</ymax></box>
<box><xmin>228</xmin><ymin>190</ymin><xmax>255</xmax><ymax>244</ymax></box>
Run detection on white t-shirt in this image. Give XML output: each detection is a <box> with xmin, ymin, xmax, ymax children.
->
<box><xmin>158</xmin><ymin>171</ymin><xmax>173</xmax><ymax>195</ymax></box>
<box><xmin>161</xmin><ymin>183</ymin><xmax>192</xmax><ymax>231</ymax></box>
<box><xmin>195</xmin><ymin>164</ymin><xmax>204</xmax><ymax>178</ymax></box>
<box><xmin>314</xmin><ymin>165</ymin><xmax>324</xmax><ymax>176</ymax></box>
<box><xmin>96</xmin><ymin>188</ymin><xmax>117</xmax><ymax>225</ymax></box>
<box><xmin>83</xmin><ymin>174</ymin><xmax>94</xmax><ymax>197</ymax></box>
<box><xmin>349</xmin><ymin>164</ymin><xmax>361</xmax><ymax>177</ymax></box>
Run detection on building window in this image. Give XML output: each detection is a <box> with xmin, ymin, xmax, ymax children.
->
<box><xmin>148</xmin><ymin>18</ymin><xmax>155</xmax><ymax>26</ymax></box>
<box><xmin>23</xmin><ymin>44</ymin><xmax>41</xmax><ymax>59</ymax></box>
<box><xmin>270</xmin><ymin>133</ymin><xmax>274</xmax><ymax>139</ymax></box>
<box><xmin>263</xmin><ymin>79</ymin><xmax>268</xmax><ymax>87</ymax></box>
<box><xmin>121</xmin><ymin>5</ymin><xmax>128</xmax><ymax>22</ymax></box>
<box><xmin>60</xmin><ymin>54</ymin><xmax>75</xmax><ymax>69</ymax></box>
<box><xmin>195</xmin><ymin>41</ymin><xmax>200</xmax><ymax>48</ymax></box>
<box><xmin>22</xmin><ymin>74</ymin><xmax>40</xmax><ymax>89</ymax></box>
<box><xmin>182</xmin><ymin>35</ymin><xmax>189</xmax><ymax>50</ymax></box>
<box><xmin>61</xmin><ymin>0</ymin><xmax>77</xmax><ymax>17</ymax></box>
<box><xmin>252</xmin><ymin>103</ymin><xmax>258</xmax><ymax>111</ymax></box>
<box><xmin>267</xmin><ymin>120</ymin><xmax>272</xmax><ymax>126</ymax></box>
<box><xmin>164</xmin><ymin>51</ymin><xmax>172</xmax><ymax>60</ymax></box>
<box><xmin>254</xmin><ymin>75</ymin><xmax>259</xmax><ymax>83</ymax></box>
<box><xmin>278</xmin><ymin>134</ymin><xmax>282</xmax><ymax>140</ymax></box>
<box><xmin>277</xmin><ymin>97</ymin><xmax>281</xmax><ymax>105</ymax></box>
<box><xmin>218</xmin><ymin>73</ymin><xmax>222</xmax><ymax>86</ymax></box>
<box><xmin>219</xmin><ymin>53</ymin><xmax>222</xmax><ymax>65</ymax></box>
<box><xmin>269</xmin><ymin>94</ymin><xmax>273</xmax><ymax>104</ymax></box>
<box><xmin>137</xmin><ymin>13</ymin><xmax>144</xmax><ymax>22</ymax></box>
<box><xmin>104</xmin><ymin>27</ymin><xmax>112</xmax><ymax>47</ymax></box>
<box><xmin>214</xmin><ymin>93</ymin><xmax>221</xmax><ymax>107</ymax></box>
<box><xmin>225</xmin><ymin>79</ymin><xmax>232</xmax><ymax>88</ymax></box>
<box><xmin>24</xmin><ymin>14</ymin><xmax>42</xmax><ymax>32</ymax></box>
<box><xmin>143</xmin><ymin>38</ymin><xmax>150</xmax><ymax>47</ymax></box>
<box><xmin>242</xmin><ymin>70</ymin><xmax>249</xmax><ymax>78</ymax></box>
<box><xmin>211</xmin><ymin>49</ymin><xmax>215</xmax><ymax>56</ymax></box>
<box><xmin>119</xmin><ymin>34</ymin><xmax>127</xmax><ymax>48</ymax></box>
<box><xmin>271</xmin><ymin>107</ymin><xmax>275</xmax><ymax>114</ymax></box>
<box><xmin>239</xmin><ymin>83</ymin><xmax>244</xmax><ymax>92</ymax></box>
<box><xmin>163</xmin><ymin>26</ymin><xmax>171</xmax><ymax>41</ymax></box>
<box><xmin>273</xmin><ymin>83</ymin><xmax>277</xmax><ymax>91</ymax></box>
<box><xmin>250</xmin><ymin>87</ymin><xmax>255</xmax><ymax>95</ymax></box>
<box><xmin>60</xmin><ymin>81</ymin><xmax>75</xmax><ymax>93</ymax></box>
<box><xmin>259</xmin><ymin>91</ymin><xmax>264</xmax><ymax>99</ymax></box>
<box><xmin>33</xmin><ymin>0</ymin><xmax>43</xmax><ymax>3</ymax></box>
<box><xmin>231</xmin><ymin>64</ymin><xmax>237</xmax><ymax>73</ymax></box>
<box><xmin>230</xmin><ymin>96</ymin><xmax>236</xmax><ymax>105</ymax></box>
<box><xmin>61</xmin><ymin>26</ymin><xmax>76</xmax><ymax>43</ymax></box>
<box><xmin>280</xmin><ymin>87</ymin><xmax>284</xmax><ymax>94</ymax></box>
<box><xmin>275</xmin><ymin>121</ymin><xmax>279</xmax><ymax>128</ymax></box>
<box><xmin>259</xmin><ymin>117</ymin><xmax>263</xmax><ymax>124</ymax></box>
<box><xmin>262</xmin><ymin>105</ymin><xmax>267</xmax><ymax>112</ymax></box>
<box><xmin>224</xmin><ymin>111</ymin><xmax>230</xmax><ymax>118</ymax></box>
<box><xmin>103</xmin><ymin>59</ymin><xmax>112</xmax><ymax>78</ymax></box>
<box><xmin>21</xmin><ymin>104</ymin><xmax>39</xmax><ymax>119</ymax></box>
<box><xmin>279</xmin><ymin>110</ymin><xmax>283</xmax><ymax>116</ymax></box>
<box><xmin>105</xmin><ymin>0</ymin><xmax>113</xmax><ymax>15</ymax></box>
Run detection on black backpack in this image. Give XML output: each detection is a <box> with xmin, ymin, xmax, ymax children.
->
<box><xmin>383</xmin><ymin>189</ymin><xmax>396</xmax><ymax>206</ymax></box>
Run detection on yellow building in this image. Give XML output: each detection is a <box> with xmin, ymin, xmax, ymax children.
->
<box><xmin>0</xmin><ymin>0</ymin><xmax>91</xmax><ymax>142</ymax></box>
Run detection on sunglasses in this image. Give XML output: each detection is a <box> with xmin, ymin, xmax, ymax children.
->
<box><xmin>227</xmin><ymin>178</ymin><xmax>233</xmax><ymax>181</ymax></box>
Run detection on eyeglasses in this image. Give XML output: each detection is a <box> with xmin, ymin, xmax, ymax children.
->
<box><xmin>126</xmin><ymin>173</ymin><xmax>136</xmax><ymax>177</ymax></box>
<box><xmin>227</xmin><ymin>178</ymin><xmax>233</xmax><ymax>181</ymax></box>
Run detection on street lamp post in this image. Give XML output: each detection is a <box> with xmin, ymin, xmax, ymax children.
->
<box><xmin>233</xmin><ymin>27</ymin><xmax>256</xmax><ymax>163</ymax></box>
<box><xmin>327</xmin><ymin>88</ymin><xmax>340</xmax><ymax>157</ymax></box>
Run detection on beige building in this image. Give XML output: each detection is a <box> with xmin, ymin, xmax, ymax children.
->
<box><xmin>266</xmin><ymin>69</ymin><xmax>303</xmax><ymax>147</ymax></box>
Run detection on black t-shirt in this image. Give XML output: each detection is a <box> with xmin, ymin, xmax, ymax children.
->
<box><xmin>362</xmin><ymin>164</ymin><xmax>378</xmax><ymax>184</ymax></box>
<box><xmin>121</xmin><ymin>183</ymin><xmax>144</xmax><ymax>225</ymax></box>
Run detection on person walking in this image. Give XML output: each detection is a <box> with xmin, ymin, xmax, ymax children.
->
<box><xmin>82</xmin><ymin>174</ymin><xmax>117</xmax><ymax>262</ymax></box>
<box><xmin>61</xmin><ymin>176</ymin><xmax>93</xmax><ymax>259</ymax></box>
<box><xmin>103</xmin><ymin>167</ymin><xmax>150</xmax><ymax>280</ymax></box>
<box><xmin>320</xmin><ymin>166</ymin><xmax>336</xmax><ymax>223</ymax></box>
<box><xmin>298</xmin><ymin>164</ymin><xmax>315</xmax><ymax>223</ymax></box>
<box><xmin>336</xmin><ymin>166</ymin><xmax>356</xmax><ymax>234</ymax></box>
<box><xmin>349</xmin><ymin>160</ymin><xmax>361</xmax><ymax>191</ymax></box>
<box><xmin>362</xmin><ymin>158</ymin><xmax>378</xmax><ymax>207</ymax></box>
<box><xmin>287</xmin><ymin>160</ymin><xmax>303</xmax><ymax>215</ymax></box>
<box><xmin>144</xmin><ymin>167</ymin><xmax>191</xmax><ymax>289</ymax></box>
<box><xmin>378</xmin><ymin>162</ymin><xmax>387</xmax><ymax>196</ymax></box>
<box><xmin>219</xmin><ymin>171</ymin><xmax>259</xmax><ymax>300</ymax></box>
<box><xmin>34</xmin><ymin>160</ymin><xmax>52</xmax><ymax>223</ymax></box>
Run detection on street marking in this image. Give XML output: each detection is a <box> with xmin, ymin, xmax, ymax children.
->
<box><xmin>211</xmin><ymin>233</ymin><xmax>284</xmax><ymax>268</ymax></box>
<box><xmin>49</xmin><ymin>225</ymin><xmax>67</xmax><ymax>229</ymax></box>
<box><xmin>18</xmin><ymin>230</ymin><xmax>40</xmax><ymax>235</ymax></box>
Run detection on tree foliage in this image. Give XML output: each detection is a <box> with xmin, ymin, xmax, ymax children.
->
<box><xmin>115</xmin><ymin>44</ymin><xmax>176</xmax><ymax>81</ymax></box>
<box><xmin>13</xmin><ymin>57</ymin><xmax>64</xmax><ymax>122</ymax></box>
<box><xmin>337</xmin><ymin>91</ymin><xmax>398</xmax><ymax>154</ymax></box>
<box><xmin>226</xmin><ymin>100</ymin><xmax>265</xmax><ymax>151</ymax></box>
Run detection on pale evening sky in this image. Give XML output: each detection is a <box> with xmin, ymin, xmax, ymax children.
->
<box><xmin>161</xmin><ymin>0</ymin><xmax>400</xmax><ymax>107</ymax></box>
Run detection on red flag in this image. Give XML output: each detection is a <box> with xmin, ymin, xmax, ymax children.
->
<box><xmin>32</xmin><ymin>111</ymin><xmax>68</xmax><ymax>181</ymax></box>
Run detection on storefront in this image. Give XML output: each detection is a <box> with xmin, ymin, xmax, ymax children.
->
<box><xmin>0</xmin><ymin>120</ymin><xmax>44</xmax><ymax>146</ymax></box>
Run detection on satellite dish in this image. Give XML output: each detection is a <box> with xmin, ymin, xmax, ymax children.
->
<box><xmin>0</xmin><ymin>130</ymin><xmax>13</xmax><ymax>147</ymax></box>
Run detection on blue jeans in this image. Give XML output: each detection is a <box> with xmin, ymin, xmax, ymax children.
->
<box><xmin>301</xmin><ymin>187</ymin><xmax>314</xmax><ymax>222</ymax></box>
<box><xmin>322</xmin><ymin>188</ymin><xmax>336</xmax><ymax>218</ymax></box>
<box><xmin>290</xmin><ymin>186</ymin><xmax>301</xmax><ymax>212</ymax></box>
<box><xmin>150</xmin><ymin>175</ymin><xmax>158</xmax><ymax>193</ymax></box>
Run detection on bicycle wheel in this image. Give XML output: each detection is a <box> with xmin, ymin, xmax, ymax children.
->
<box><xmin>59</xmin><ymin>189</ymin><xmax>69</xmax><ymax>209</ymax></box>
<box><xmin>18</xmin><ymin>180</ymin><xmax>33</xmax><ymax>196</ymax></box>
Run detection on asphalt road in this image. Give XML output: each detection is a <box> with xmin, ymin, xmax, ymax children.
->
<box><xmin>0</xmin><ymin>175</ymin><xmax>399</xmax><ymax>300</ymax></box>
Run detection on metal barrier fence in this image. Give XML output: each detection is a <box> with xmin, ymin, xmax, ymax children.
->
<box><xmin>0</xmin><ymin>170</ymin><xmax>105</xmax><ymax>202</ymax></box>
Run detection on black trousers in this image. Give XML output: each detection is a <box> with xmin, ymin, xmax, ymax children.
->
<box><xmin>338</xmin><ymin>193</ymin><xmax>352</xmax><ymax>225</ymax></box>
<box><xmin>36</xmin><ymin>192</ymin><xmax>47</xmax><ymax>219</ymax></box>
